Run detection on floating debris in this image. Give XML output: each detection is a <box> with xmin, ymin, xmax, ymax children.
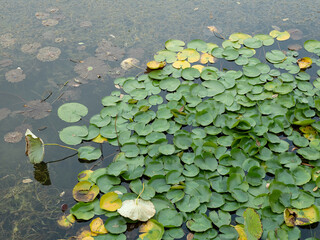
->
<box><xmin>95</xmin><ymin>39</ymin><xmax>125</xmax><ymax>61</ymax></box>
<box><xmin>37</xmin><ymin>47</ymin><xmax>61</xmax><ymax>62</ymax></box>
<box><xmin>22</xmin><ymin>178</ymin><xmax>33</xmax><ymax>184</ymax></box>
<box><xmin>21</xmin><ymin>42</ymin><xmax>41</xmax><ymax>54</ymax></box>
<box><xmin>42</xmin><ymin>19</ymin><xmax>59</xmax><ymax>26</ymax></box>
<box><xmin>4</xmin><ymin>131</ymin><xmax>23</xmax><ymax>143</ymax></box>
<box><xmin>79</xmin><ymin>21</ymin><xmax>92</xmax><ymax>28</ymax></box>
<box><xmin>121</xmin><ymin>58</ymin><xmax>140</xmax><ymax>70</ymax></box>
<box><xmin>0</xmin><ymin>33</ymin><xmax>16</xmax><ymax>48</ymax></box>
<box><xmin>21</xmin><ymin>100</ymin><xmax>52</xmax><ymax>119</ymax></box>
<box><xmin>74</xmin><ymin>57</ymin><xmax>109</xmax><ymax>80</ymax></box>
<box><xmin>0</xmin><ymin>59</ymin><xmax>13</xmax><ymax>68</ymax></box>
<box><xmin>35</xmin><ymin>12</ymin><xmax>50</xmax><ymax>19</ymax></box>
<box><xmin>0</xmin><ymin>108</ymin><xmax>11</xmax><ymax>121</ymax></box>
<box><xmin>46</xmin><ymin>7</ymin><xmax>60</xmax><ymax>13</ymax></box>
<box><xmin>5</xmin><ymin>68</ymin><xmax>26</xmax><ymax>83</ymax></box>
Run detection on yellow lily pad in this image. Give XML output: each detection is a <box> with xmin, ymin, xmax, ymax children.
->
<box><xmin>147</xmin><ymin>60</ymin><xmax>166</xmax><ymax>69</ymax></box>
<box><xmin>139</xmin><ymin>219</ymin><xmax>164</xmax><ymax>240</ymax></box>
<box><xmin>200</xmin><ymin>52</ymin><xmax>216</xmax><ymax>64</ymax></box>
<box><xmin>72</xmin><ymin>180</ymin><xmax>99</xmax><ymax>202</ymax></box>
<box><xmin>192</xmin><ymin>64</ymin><xmax>205</xmax><ymax>73</ymax></box>
<box><xmin>90</xmin><ymin>217</ymin><xmax>108</xmax><ymax>234</ymax></box>
<box><xmin>234</xmin><ymin>224</ymin><xmax>247</xmax><ymax>240</ymax></box>
<box><xmin>92</xmin><ymin>134</ymin><xmax>107</xmax><ymax>143</ymax></box>
<box><xmin>57</xmin><ymin>214</ymin><xmax>76</xmax><ymax>229</ymax></box>
<box><xmin>297</xmin><ymin>57</ymin><xmax>312</xmax><ymax>69</ymax></box>
<box><xmin>100</xmin><ymin>192</ymin><xmax>122</xmax><ymax>211</ymax></box>
<box><xmin>269</xmin><ymin>30</ymin><xmax>290</xmax><ymax>41</ymax></box>
<box><xmin>229</xmin><ymin>33</ymin><xmax>252</xmax><ymax>44</ymax></box>
<box><xmin>299</xmin><ymin>125</ymin><xmax>317</xmax><ymax>140</ymax></box>
<box><xmin>177</xmin><ymin>48</ymin><xmax>200</xmax><ymax>63</ymax></box>
<box><xmin>78</xmin><ymin>170</ymin><xmax>93</xmax><ymax>181</ymax></box>
<box><xmin>284</xmin><ymin>205</ymin><xmax>320</xmax><ymax>227</ymax></box>
<box><xmin>172</xmin><ymin>60</ymin><xmax>191</xmax><ymax>69</ymax></box>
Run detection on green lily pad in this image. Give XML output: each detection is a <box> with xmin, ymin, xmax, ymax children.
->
<box><xmin>78</xmin><ymin>146</ymin><xmax>102</xmax><ymax>161</ymax></box>
<box><xmin>58</xmin><ymin>103</ymin><xmax>88</xmax><ymax>123</ymax></box>
<box><xmin>59</xmin><ymin>125</ymin><xmax>88</xmax><ymax>145</ymax></box>
<box><xmin>165</xmin><ymin>39</ymin><xmax>185</xmax><ymax>52</ymax></box>
<box><xmin>25</xmin><ymin>129</ymin><xmax>45</xmax><ymax>164</ymax></box>
<box><xmin>105</xmin><ymin>216</ymin><xmax>127</xmax><ymax>234</ymax></box>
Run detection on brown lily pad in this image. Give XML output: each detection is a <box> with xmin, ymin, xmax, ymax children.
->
<box><xmin>21</xmin><ymin>100</ymin><xmax>52</xmax><ymax>119</ymax></box>
<box><xmin>95</xmin><ymin>39</ymin><xmax>125</xmax><ymax>61</ymax></box>
<box><xmin>121</xmin><ymin>58</ymin><xmax>140</xmax><ymax>70</ymax></box>
<box><xmin>35</xmin><ymin>12</ymin><xmax>50</xmax><ymax>19</ymax></box>
<box><xmin>0</xmin><ymin>108</ymin><xmax>11</xmax><ymax>121</ymax></box>
<box><xmin>5</xmin><ymin>68</ymin><xmax>26</xmax><ymax>83</ymax></box>
<box><xmin>74</xmin><ymin>57</ymin><xmax>109</xmax><ymax>80</ymax></box>
<box><xmin>42</xmin><ymin>19</ymin><xmax>59</xmax><ymax>26</ymax></box>
<box><xmin>4</xmin><ymin>131</ymin><xmax>23</xmax><ymax>143</ymax></box>
<box><xmin>37</xmin><ymin>47</ymin><xmax>61</xmax><ymax>62</ymax></box>
<box><xmin>287</xmin><ymin>29</ymin><xmax>303</xmax><ymax>40</ymax></box>
<box><xmin>21</xmin><ymin>42</ymin><xmax>41</xmax><ymax>54</ymax></box>
<box><xmin>0</xmin><ymin>33</ymin><xmax>16</xmax><ymax>48</ymax></box>
<box><xmin>0</xmin><ymin>59</ymin><xmax>13</xmax><ymax>68</ymax></box>
<box><xmin>288</xmin><ymin>44</ymin><xmax>302</xmax><ymax>51</ymax></box>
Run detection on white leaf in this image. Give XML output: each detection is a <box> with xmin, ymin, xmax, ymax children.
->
<box><xmin>117</xmin><ymin>199</ymin><xmax>156</xmax><ymax>221</ymax></box>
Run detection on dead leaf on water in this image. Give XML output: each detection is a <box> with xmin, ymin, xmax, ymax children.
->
<box><xmin>21</xmin><ymin>100</ymin><xmax>52</xmax><ymax>119</ymax></box>
<box><xmin>4</xmin><ymin>131</ymin><xmax>23</xmax><ymax>143</ymax></box>
<box><xmin>207</xmin><ymin>26</ymin><xmax>218</xmax><ymax>33</ymax></box>
<box><xmin>5</xmin><ymin>68</ymin><xmax>26</xmax><ymax>83</ymax></box>
<box><xmin>121</xmin><ymin>58</ymin><xmax>140</xmax><ymax>70</ymax></box>
<box><xmin>288</xmin><ymin>44</ymin><xmax>302</xmax><ymax>51</ymax></box>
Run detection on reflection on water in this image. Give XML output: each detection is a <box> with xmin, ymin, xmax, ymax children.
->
<box><xmin>0</xmin><ymin>0</ymin><xmax>320</xmax><ymax>239</ymax></box>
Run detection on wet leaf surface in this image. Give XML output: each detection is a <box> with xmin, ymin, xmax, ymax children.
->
<box><xmin>5</xmin><ymin>68</ymin><xmax>26</xmax><ymax>83</ymax></box>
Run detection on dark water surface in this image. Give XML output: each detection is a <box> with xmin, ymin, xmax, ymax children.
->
<box><xmin>0</xmin><ymin>0</ymin><xmax>320</xmax><ymax>239</ymax></box>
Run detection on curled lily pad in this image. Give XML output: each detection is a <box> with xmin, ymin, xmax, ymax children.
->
<box><xmin>37</xmin><ymin>47</ymin><xmax>61</xmax><ymax>61</ymax></box>
<box><xmin>297</xmin><ymin>57</ymin><xmax>312</xmax><ymax>69</ymax></box>
<box><xmin>58</xmin><ymin>102</ymin><xmax>88</xmax><ymax>123</ymax></box>
<box><xmin>72</xmin><ymin>180</ymin><xmax>99</xmax><ymax>202</ymax></box>
<box><xmin>57</xmin><ymin>214</ymin><xmax>75</xmax><ymax>229</ymax></box>
<box><xmin>5</xmin><ymin>68</ymin><xmax>26</xmax><ymax>83</ymax></box>
<box><xmin>117</xmin><ymin>198</ymin><xmax>156</xmax><ymax>221</ymax></box>
<box><xmin>25</xmin><ymin>129</ymin><xmax>44</xmax><ymax>164</ymax></box>
<box><xmin>147</xmin><ymin>60</ymin><xmax>166</xmax><ymax>69</ymax></box>
<box><xmin>90</xmin><ymin>217</ymin><xmax>107</xmax><ymax>234</ymax></box>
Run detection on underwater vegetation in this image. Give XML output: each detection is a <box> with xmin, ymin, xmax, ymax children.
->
<box><xmin>26</xmin><ymin>31</ymin><xmax>320</xmax><ymax>239</ymax></box>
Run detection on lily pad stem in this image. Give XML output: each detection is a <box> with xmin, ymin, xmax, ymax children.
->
<box><xmin>136</xmin><ymin>182</ymin><xmax>145</xmax><ymax>204</ymax></box>
<box><xmin>44</xmin><ymin>143</ymin><xmax>77</xmax><ymax>151</ymax></box>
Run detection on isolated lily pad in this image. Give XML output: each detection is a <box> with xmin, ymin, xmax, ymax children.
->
<box><xmin>25</xmin><ymin>129</ymin><xmax>44</xmax><ymax>164</ymax></box>
<box><xmin>37</xmin><ymin>46</ymin><xmax>61</xmax><ymax>61</ymax></box>
<box><xmin>5</xmin><ymin>68</ymin><xmax>26</xmax><ymax>83</ymax></box>
<box><xmin>4</xmin><ymin>131</ymin><xmax>23</xmax><ymax>143</ymax></box>
<box><xmin>74</xmin><ymin>57</ymin><xmax>109</xmax><ymax>80</ymax></box>
<box><xmin>21</xmin><ymin>42</ymin><xmax>41</xmax><ymax>54</ymax></box>
<box><xmin>58</xmin><ymin>103</ymin><xmax>88</xmax><ymax>123</ymax></box>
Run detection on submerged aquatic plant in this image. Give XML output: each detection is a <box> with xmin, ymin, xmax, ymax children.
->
<box><xmin>33</xmin><ymin>30</ymin><xmax>320</xmax><ymax>239</ymax></box>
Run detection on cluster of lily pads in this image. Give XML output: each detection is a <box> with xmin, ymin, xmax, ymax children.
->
<box><xmin>26</xmin><ymin>31</ymin><xmax>320</xmax><ymax>239</ymax></box>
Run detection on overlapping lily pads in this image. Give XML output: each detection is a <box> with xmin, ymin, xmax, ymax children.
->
<box><xmin>56</xmin><ymin>33</ymin><xmax>320</xmax><ymax>239</ymax></box>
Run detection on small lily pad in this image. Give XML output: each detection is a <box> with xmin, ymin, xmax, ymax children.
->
<box><xmin>58</xmin><ymin>103</ymin><xmax>88</xmax><ymax>123</ymax></box>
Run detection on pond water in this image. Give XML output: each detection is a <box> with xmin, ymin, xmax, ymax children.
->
<box><xmin>1</xmin><ymin>0</ymin><xmax>320</xmax><ymax>239</ymax></box>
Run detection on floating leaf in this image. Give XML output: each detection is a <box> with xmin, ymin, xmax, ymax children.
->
<box><xmin>172</xmin><ymin>60</ymin><xmax>190</xmax><ymax>69</ymax></box>
<box><xmin>105</xmin><ymin>216</ymin><xmax>127</xmax><ymax>234</ymax></box>
<box><xmin>284</xmin><ymin>205</ymin><xmax>320</xmax><ymax>226</ymax></box>
<box><xmin>177</xmin><ymin>49</ymin><xmax>200</xmax><ymax>63</ymax></box>
<box><xmin>90</xmin><ymin>217</ymin><xmax>108</xmax><ymax>234</ymax></box>
<box><xmin>229</xmin><ymin>33</ymin><xmax>252</xmax><ymax>44</ymax></box>
<box><xmin>25</xmin><ymin>129</ymin><xmax>45</xmax><ymax>164</ymax></box>
<box><xmin>243</xmin><ymin>208</ymin><xmax>263</xmax><ymax>239</ymax></box>
<box><xmin>297</xmin><ymin>57</ymin><xmax>312</xmax><ymax>69</ymax></box>
<box><xmin>37</xmin><ymin>46</ymin><xmax>61</xmax><ymax>61</ymax></box>
<box><xmin>304</xmin><ymin>40</ymin><xmax>320</xmax><ymax>53</ymax></box>
<box><xmin>72</xmin><ymin>180</ymin><xmax>99</xmax><ymax>202</ymax></box>
<box><xmin>59</xmin><ymin>125</ymin><xmax>88</xmax><ymax>145</ymax></box>
<box><xmin>147</xmin><ymin>60</ymin><xmax>166</xmax><ymax>69</ymax></box>
<box><xmin>269</xmin><ymin>30</ymin><xmax>290</xmax><ymax>41</ymax></box>
<box><xmin>57</xmin><ymin>214</ymin><xmax>75</xmax><ymax>229</ymax></box>
<box><xmin>117</xmin><ymin>198</ymin><xmax>155</xmax><ymax>221</ymax></box>
<box><xmin>100</xmin><ymin>192</ymin><xmax>122</xmax><ymax>211</ymax></box>
<box><xmin>78</xmin><ymin>146</ymin><xmax>102</xmax><ymax>160</ymax></box>
<box><xmin>165</xmin><ymin>39</ymin><xmax>185</xmax><ymax>52</ymax></box>
<box><xmin>139</xmin><ymin>219</ymin><xmax>164</xmax><ymax>240</ymax></box>
<box><xmin>58</xmin><ymin>103</ymin><xmax>88</xmax><ymax>123</ymax></box>
<box><xmin>4</xmin><ymin>131</ymin><xmax>23</xmax><ymax>143</ymax></box>
<box><xmin>121</xmin><ymin>58</ymin><xmax>140</xmax><ymax>70</ymax></box>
